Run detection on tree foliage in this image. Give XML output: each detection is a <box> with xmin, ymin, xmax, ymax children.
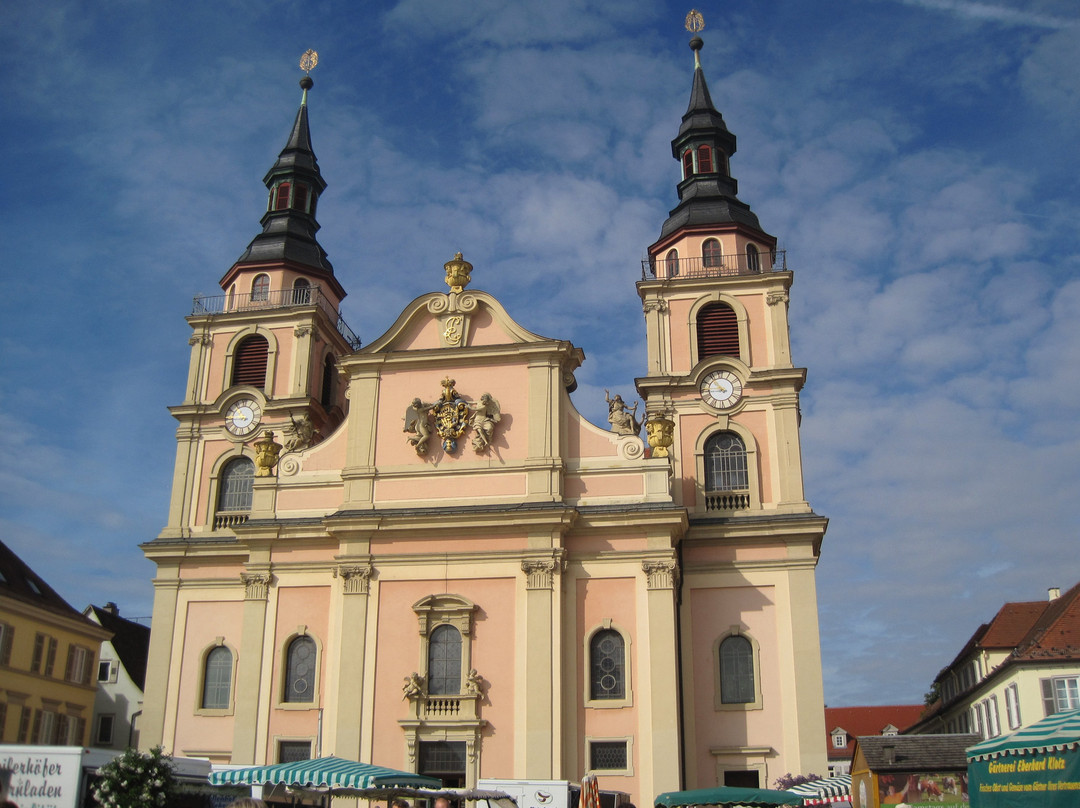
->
<box><xmin>773</xmin><ymin>772</ymin><xmax>823</xmax><ymax>790</ymax></box>
<box><xmin>93</xmin><ymin>747</ymin><xmax>177</xmax><ymax>808</ymax></box>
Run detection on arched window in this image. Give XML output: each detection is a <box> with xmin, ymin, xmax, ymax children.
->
<box><xmin>202</xmin><ymin>646</ymin><xmax>232</xmax><ymax>709</ymax></box>
<box><xmin>719</xmin><ymin>635</ymin><xmax>755</xmax><ymax>704</ymax></box>
<box><xmin>666</xmin><ymin>249</ymin><xmax>679</xmax><ymax>277</ymax></box>
<box><xmin>702</xmin><ymin>238</ymin><xmax>723</xmax><ymax>269</ymax></box>
<box><xmin>293</xmin><ymin>183</ymin><xmax>309</xmax><ymax>213</ymax></box>
<box><xmin>292</xmin><ymin>277</ymin><xmax>311</xmax><ymax>305</ymax></box>
<box><xmin>427</xmin><ymin>625</ymin><xmax>462</xmax><ymax>695</ymax></box>
<box><xmin>696</xmin><ymin>302</ymin><xmax>739</xmax><ymax>360</ymax></box>
<box><xmin>589</xmin><ymin>629</ymin><xmax>625</xmax><ymax>700</ymax></box>
<box><xmin>320</xmin><ymin>354</ymin><xmax>335</xmax><ymax>407</ymax></box>
<box><xmin>218</xmin><ymin>458</ymin><xmax>254</xmax><ymax>512</ymax></box>
<box><xmin>251</xmin><ymin>274</ymin><xmax>270</xmax><ymax>301</ymax></box>
<box><xmin>283</xmin><ymin>636</ymin><xmax>316</xmax><ymax>703</ymax></box>
<box><xmin>273</xmin><ymin>182</ymin><xmax>291</xmax><ymax>211</ymax></box>
<box><xmin>682</xmin><ymin>150</ymin><xmax>694</xmax><ymax>180</ymax></box>
<box><xmin>231</xmin><ymin>335</ymin><xmax>269</xmax><ymax>387</ymax></box>
<box><xmin>697</xmin><ymin>145</ymin><xmax>713</xmax><ymax>173</ymax></box>
<box><xmin>746</xmin><ymin>244</ymin><xmax>760</xmax><ymax>273</ymax></box>
<box><xmin>704</xmin><ymin>432</ymin><xmax>748</xmax><ymax>492</ymax></box>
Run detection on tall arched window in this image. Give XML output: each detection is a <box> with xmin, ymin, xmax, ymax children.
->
<box><xmin>696</xmin><ymin>302</ymin><xmax>739</xmax><ymax>360</ymax></box>
<box><xmin>320</xmin><ymin>354</ymin><xmax>335</xmax><ymax>407</ymax></box>
<box><xmin>590</xmin><ymin>629</ymin><xmax>625</xmax><ymax>700</ymax></box>
<box><xmin>666</xmin><ymin>249</ymin><xmax>679</xmax><ymax>277</ymax></box>
<box><xmin>273</xmin><ymin>182</ymin><xmax>291</xmax><ymax>211</ymax></box>
<box><xmin>427</xmin><ymin>624</ymin><xmax>462</xmax><ymax>695</ymax></box>
<box><xmin>292</xmin><ymin>277</ymin><xmax>311</xmax><ymax>305</ymax></box>
<box><xmin>719</xmin><ymin>635</ymin><xmax>755</xmax><ymax>704</ymax></box>
<box><xmin>231</xmin><ymin>335</ymin><xmax>269</xmax><ymax>387</ymax></box>
<box><xmin>697</xmin><ymin>145</ymin><xmax>713</xmax><ymax>173</ymax></box>
<box><xmin>682</xmin><ymin>150</ymin><xmax>694</xmax><ymax>180</ymax></box>
<box><xmin>704</xmin><ymin>432</ymin><xmax>748</xmax><ymax>492</ymax></box>
<box><xmin>251</xmin><ymin>274</ymin><xmax>270</xmax><ymax>301</ymax></box>
<box><xmin>283</xmin><ymin>636</ymin><xmax>316</xmax><ymax>703</ymax></box>
<box><xmin>746</xmin><ymin>244</ymin><xmax>760</xmax><ymax>273</ymax></box>
<box><xmin>202</xmin><ymin>646</ymin><xmax>232</xmax><ymax>709</ymax></box>
<box><xmin>702</xmin><ymin>238</ymin><xmax>722</xmax><ymax>269</ymax></box>
<box><xmin>218</xmin><ymin>458</ymin><xmax>254</xmax><ymax>512</ymax></box>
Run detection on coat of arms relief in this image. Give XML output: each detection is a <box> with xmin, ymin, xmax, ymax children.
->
<box><xmin>404</xmin><ymin>377</ymin><xmax>501</xmax><ymax>456</ymax></box>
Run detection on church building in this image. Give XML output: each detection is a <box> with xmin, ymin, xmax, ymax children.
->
<box><xmin>141</xmin><ymin>31</ymin><xmax>828</xmax><ymax>802</ymax></box>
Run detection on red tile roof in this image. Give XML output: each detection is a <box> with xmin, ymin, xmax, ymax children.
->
<box><xmin>825</xmin><ymin>705</ymin><xmax>926</xmax><ymax>760</ymax></box>
<box><xmin>980</xmin><ymin>601</ymin><xmax>1049</xmax><ymax>648</ymax></box>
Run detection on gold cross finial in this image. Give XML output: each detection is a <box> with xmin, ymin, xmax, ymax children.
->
<box><xmin>685</xmin><ymin>10</ymin><xmax>705</xmax><ymax>34</ymax></box>
<box><xmin>300</xmin><ymin>49</ymin><xmax>319</xmax><ymax>74</ymax></box>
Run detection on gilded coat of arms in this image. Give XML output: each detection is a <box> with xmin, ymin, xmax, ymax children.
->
<box><xmin>403</xmin><ymin>377</ymin><xmax>501</xmax><ymax>456</ymax></box>
<box><xmin>434</xmin><ymin>378</ymin><xmax>470</xmax><ymax>453</ymax></box>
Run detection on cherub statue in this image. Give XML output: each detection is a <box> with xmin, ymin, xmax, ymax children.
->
<box><xmin>469</xmin><ymin>393</ymin><xmax>501</xmax><ymax>452</ymax></box>
<box><xmin>402</xmin><ymin>672</ymin><xmax>425</xmax><ymax>700</ymax></box>
<box><xmin>404</xmin><ymin>397</ymin><xmax>436</xmax><ymax>455</ymax></box>
<box><xmin>464</xmin><ymin>668</ymin><xmax>483</xmax><ymax>696</ymax></box>
<box><xmin>605</xmin><ymin>390</ymin><xmax>641</xmax><ymax>436</ymax></box>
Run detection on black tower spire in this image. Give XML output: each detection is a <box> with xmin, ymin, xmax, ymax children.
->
<box><xmin>658</xmin><ymin>35</ymin><xmax>766</xmax><ymax>240</ymax></box>
<box><xmin>232</xmin><ymin>75</ymin><xmax>334</xmax><ymax>274</ymax></box>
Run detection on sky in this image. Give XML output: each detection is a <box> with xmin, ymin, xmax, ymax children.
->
<box><xmin>2</xmin><ymin>0</ymin><xmax>1079</xmax><ymax>709</ymax></box>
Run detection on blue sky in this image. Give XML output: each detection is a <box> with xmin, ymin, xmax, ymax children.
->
<box><xmin>2</xmin><ymin>0</ymin><xmax>1078</xmax><ymax>708</ymax></box>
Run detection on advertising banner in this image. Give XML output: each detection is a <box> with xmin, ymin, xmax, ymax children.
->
<box><xmin>876</xmin><ymin>771</ymin><xmax>969</xmax><ymax>806</ymax></box>
<box><xmin>969</xmin><ymin>746</ymin><xmax>1080</xmax><ymax>807</ymax></box>
<box><xmin>0</xmin><ymin>749</ymin><xmax>94</xmax><ymax>808</ymax></box>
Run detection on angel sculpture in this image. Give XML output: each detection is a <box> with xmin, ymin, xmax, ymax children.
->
<box><xmin>469</xmin><ymin>393</ymin><xmax>501</xmax><ymax>452</ymax></box>
<box><xmin>403</xmin><ymin>397</ymin><xmax>436</xmax><ymax>455</ymax></box>
<box><xmin>402</xmin><ymin>672</ymin><xmax>425</xmax><ymax>700</ymax></box>
<box><xmin>605</xmin><ymin>390</ymin><xmax>641</xmax><ymax>436</ymax></box>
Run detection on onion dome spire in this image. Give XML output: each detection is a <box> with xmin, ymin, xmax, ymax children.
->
<box><xmin>658</xmin><ymin>14</ymin><xmax>766</xmax><ymax>240</ymax></box>
<box><xmin>232</xmin><ymin>50</ymin><xmax>333</xmax><ymax>274</ymax></box>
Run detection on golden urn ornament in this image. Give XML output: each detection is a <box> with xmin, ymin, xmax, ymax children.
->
<box><xmin>444</xmin><ymin>252</ymin><xmax>473</xmax><ymax>293</ymax></box>
<box><xmin>253</xmin><ymin>430</ymin><xmax>283</xmax><ymax>476</ymax></box>
<box><xmin>645</xmin><ymin>415</ymin><xmax>675</xmax><ymax>458</ymax></box>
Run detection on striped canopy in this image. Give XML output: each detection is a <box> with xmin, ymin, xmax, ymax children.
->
<box><xmin>785</xmin><ymin>775</ymin><xmax>851</xmax><ymax>805</ymax></box>
<box><xmin>655</xmin><ymin>786</ymin><xmax>804</xmax><ymax>807</ymax></box>
<box><xmin>209</xmin><ymin>756</ymin><xmax>442</xmax><ymax>790</ymax></box>
<box><xmin>967</xmin><ymin>708</ymin><xmax>1080</xmax><ymax>761</ymax></box>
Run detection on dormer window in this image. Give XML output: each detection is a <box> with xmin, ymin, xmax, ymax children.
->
<box><xmin>697</xmin><ymin>145</ymin><xmax>713</xmax><ymax>173</ymax></box>
<box><xmin>682</xmin><ymin>150</ymin><xmax>694</xmax><ymax>180</ymax></box>
<box><xmin>831</xmin><ymin>730</ymin><xmax>847</xmax><ymax>749</ymax></box>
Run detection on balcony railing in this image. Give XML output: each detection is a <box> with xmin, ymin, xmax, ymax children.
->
<box><xmin>704</xmin><ymin>490</ymin><xmax>751</xmax><ymax>511</ymax></box>
<box><xmin>192</xmin><ymin>287</ymin><xmax>362</xmax><ymax>350</ymax></box>
<box><xmin>642</xmin><ymin>250</ymin><xmax>787</xmax><ymax>280</ymax></box>
<box><xmin>213</xmin><ymin>512</ymin><xmax>249</xmax><ymax>530</ymax></box>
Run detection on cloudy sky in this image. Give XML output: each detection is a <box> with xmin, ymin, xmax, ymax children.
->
<box><xmin>2</xmin><ymin>0</ymin><xmax>1078</xmax><ymax>708</ymax></box>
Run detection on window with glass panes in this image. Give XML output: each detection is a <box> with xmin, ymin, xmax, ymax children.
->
<box><xmin>284</xmin><ymin>636</ymin><xmax>316</xmax><ymax>703</ymax></box>
<box><xmin>589</xmin><ymin>741</ymin><xmax>628</xmax><ymax>771</ymax></box>
<box><xmin>202</xmin><ymin>646</ymin><xmax>232</xmax><ymax>709</ymax></box>
<box><xmin>704</xmin><ymin>432</ymin><xmax>748</xmax><ymax>492</ymax></box>
<box><xmin>427</xmin><ymin>624</ymin><xmax>462</xmax><ymax>695</ymax></box>
<box><xmin>719</xmin><ymin>635</ymin><xmax>754</xmax><ymax>704</ymax></box>
<box><xmin>590</xmin><ymin>629</ymin><xmax>625</xmax><ymax>700</ymax></box>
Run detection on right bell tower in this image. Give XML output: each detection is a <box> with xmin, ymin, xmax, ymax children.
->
<box><xmin>637</xmin><ymin>14</ymin><xmax>828</xmax><ymax>786</ymax></box>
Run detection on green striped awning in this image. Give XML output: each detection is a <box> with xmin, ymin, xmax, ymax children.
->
<box><xmin>655</xmin><ymin>786</ymin><xmax>804</xmax><ymax>807</ymax></box>
<box><xmin>209</xmin><ymin>756</ymin><xmax>441</xmax><ymax>789</ymax></box>
<box><xmin>967</xmin><ymin>709</ymin><xmax>1080</xmax><ymax>761</ymax></box>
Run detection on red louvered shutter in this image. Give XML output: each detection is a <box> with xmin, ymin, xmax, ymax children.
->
<box><xmin>697</xmin><ymin>303</ymin><xmax>740</xmax><ymax>360</ymax></box>
<box><xmin>232</xmin><ymin>336</ymin><xmax>269</xmax><ymax>388</ymax></box>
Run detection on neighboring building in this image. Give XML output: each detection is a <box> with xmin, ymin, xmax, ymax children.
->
<box><xmin>909</xmin><ymin>582</ymin><xmax>1080</xmax><ymax>741</ymax></box>
<box><xmin>0</xmin><ymin>540</ymin><xmax>110</xmax><ymax>744</ymax></box>
<box><xmin>850</xmin><ymin>734</ymin><xmax>977</xmax><ymax>808</ymax></box>
<box><xmin>84</xmin><ymin>602</ymin><xmax>151</xmax><ymax>749</ymax></box>
<box><xmin>140</xmin><ymin>33</ymin><xmax>829</xmax><ymax>802</ymax></box>
<box><xmin>824</xmin><ymin>705</ymin><xmax>925</xmax><ymax>776</ymax></box>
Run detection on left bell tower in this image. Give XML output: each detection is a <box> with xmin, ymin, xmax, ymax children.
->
<box><xmin>161</xmin><ymin>57</ymin><xmax>358</xmax><ymax>541</ymax></box>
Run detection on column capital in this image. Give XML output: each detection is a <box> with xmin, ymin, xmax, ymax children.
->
<box><xmin>642</xmin><ymin>559</ymin><xmax>680</xmax><ymax>590</ymax></box>
<box><xmin>241</xmin><ymin>572</ymin><xmax>272</xmax><ymax>600</ymax></box>
<box><xmin>335</xmin><ymin>564</ymin><xmax>373</xmax><ymax>595</ymax></box>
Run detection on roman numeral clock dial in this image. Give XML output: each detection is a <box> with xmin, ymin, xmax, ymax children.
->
<box><xmin>700</xmin><ymin>370</ymin><xmax>743</xmax><ymax>409</ymax></box>
<box><xmin>225</xmin><ymin>398</ymin><xmax>262</xmax><ymax>436</ymax></box>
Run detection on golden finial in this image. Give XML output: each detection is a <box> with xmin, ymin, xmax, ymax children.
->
<box><xmin>444</xmin><ymin>251</ymin><xmax>473</xmax><ymax>293</ymax></box>
<box><xmin>300</xmin><ymin>49</ymin><xmax>319</xmax><ymax>74</ymax></box>
<box><xmin>685</xmin><ymin>9</ymin><xmax>705</xmax><ymax>34</ymax></box>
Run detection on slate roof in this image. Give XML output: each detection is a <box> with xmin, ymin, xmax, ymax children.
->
<box><xmin>87</xmin><ymin>604</ymin><xmax>151</xmax><ymax>690</ymax></box>
<box><xmin>0</xmin><ymin>539</ymin><xmax>86</xmax><ymax>621</ymax></box>
<box><xmin>856</xmin><ymin>734</ymin><xmax>980</xmax><ymax>771</ymax></box>
<box><xmin>825</xmin><ymin>705</ymin><xmax>926</xmax><ymax>760</ymax></box>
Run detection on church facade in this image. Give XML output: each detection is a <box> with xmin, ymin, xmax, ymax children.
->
<box><xmin>141</xmin><ymin>36</ymin><xmax>828</xmax><ymax>802</ymax></box>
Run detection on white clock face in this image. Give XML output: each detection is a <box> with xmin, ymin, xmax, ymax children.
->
<box><xmin>700</xmin><ymin>370</ymin><xmax>743</xmax><ymax>409</ymax></box>
<box><xmin>225</xmin><ymin>398</ymin><xmax>261</xmax><ymax>436</ymax></box>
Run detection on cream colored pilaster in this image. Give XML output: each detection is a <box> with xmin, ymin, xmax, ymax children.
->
<box><xmin>778</xmin><ymin>564</ymin><xmax>828</xmax><ymax>775</ymax></box>
<box><xmin>165</xmin><ymin>425</ymin><xmax>199</xmax><ymax>532</ymax></box>
<box><xmin>641</xmin><ymin>560</ymin><xmax>682</xmax><ymax>797</ymax></box>
<box><xmin>766</xmin><ymin>290</ymin><xmax>792</xmax><ymax>368</ymax></box>
<box><xmin>643</xmin><ymin>298</ymin><xmax>670</xmax><ymax>376</ymax></box>
<box><xmin>291</xmin><ymin>323</ymin><xmax>315</xmax><ymax>397</ymax></box>
<box><xmin>330</xmin><ymin>563</ymin><xmax>373</xmax><ymax>758</ymax></box>
<box><xmin>525</xmin><ymin>362</ymin><xmax>560</xmax><ymax>501</ymax></box>
<box><xmin>139</xmin><ymin>571</ymin><xmax>180</xmax><ymax>750</ymax></box>
<box><xmin>233</xmin><ymin>571</ymin><xmax>272</xmax><ymax>762</ymax></box>
<box><xmin>185</xmin><ymin>332</ymin><xmax>212</xmax><ymax>404</ymax></box>
<box><xmin>521</xmin><ymin>555</ymin><xmax>564</xmax><ymax>776</ymax></box>
<box><xmin>341</xmin><ymin>369</ymin><xmax>381</xmax><ymax>507</ymax></box>
<box><xmin>771</xmin><ymin>395</ymin><xmax>809</xmax><ymax>509</ymax></box>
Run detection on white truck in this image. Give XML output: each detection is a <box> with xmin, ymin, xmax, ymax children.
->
<box><xmin>0</xmin><ymin>746</ymin><xmax>212</xmax><ymax>808</ymax></box>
